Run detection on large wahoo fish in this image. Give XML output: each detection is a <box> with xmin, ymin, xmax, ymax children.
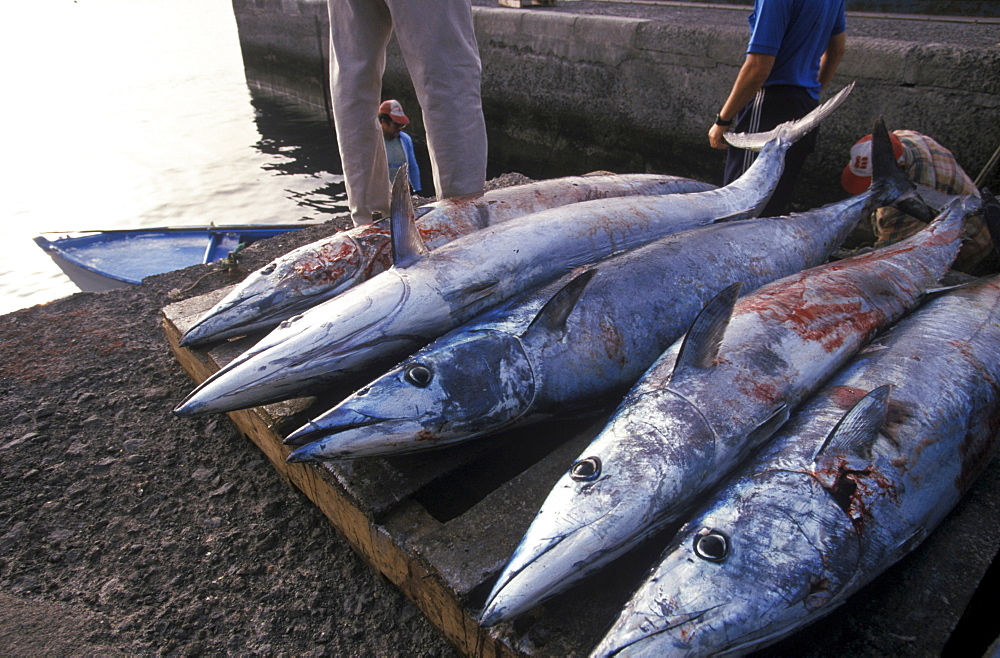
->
<box><xmin>479</xmin><ymin>193</ymin><xmax>980</xmax><ymax>626</ymax></box>
<box><xmin>173</xmin><ymin>85</ymin><xmax>855</xmax><ymax>417</ymax></box>
<box><xmin>594</xmin><ymin>272</ymin><xmax>1000</xmax><ymax>657</ymax></box>
<box><xmin>283</xmin><ymin>117</ymin><xmax>920</xmax><ymax>460</ymax></box>
<box><xmin>179</xmin><ymin>173</ymin><xmax>716</xmax><ymax>347</ymax></box>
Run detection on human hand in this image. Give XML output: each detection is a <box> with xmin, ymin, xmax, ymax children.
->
<box><xmin>708</xmin><ymin>123</ymin><xmax>730</xmax><ymax>150</ymax></box>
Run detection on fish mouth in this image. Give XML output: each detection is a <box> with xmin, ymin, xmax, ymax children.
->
<box><xmin>480</xmin><ymin>504</ymin><xmax>621</xmax><ymax>626</ymax></box>
<box><xmin>283</xmin><ymin>406</ymin><xmax>424</xmax><ymax>447</ymax></box>
<box><xmin>179</xmin><ymin>289</ymin><xmax>329</xmax><ymax>347</ymax></box>
<box><xmin>598</xmin><ymin>605</ymin><xmax>722</xmax><ymax>657</ymax></box>
<box><xmin>179</xmin><ymin>291</ymin><xmax>265</xmax><ymax>347</ymax></box>
<box><xmin>282</xmin><ymin>401</ymin><xmax>439</xmax><ymax>461</ymax></box>
<box><xmin>479</xmin><ymin>532</ymin><xmax>570</xmax><ymax>627</ymax></box>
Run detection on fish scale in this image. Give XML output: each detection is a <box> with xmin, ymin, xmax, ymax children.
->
<box><xmin>479</xmin><ymin>194</ymin><xmax>980</xmax><ymax>627</ymax></box>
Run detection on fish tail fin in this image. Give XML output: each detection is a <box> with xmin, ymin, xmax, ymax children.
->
<box><xmin>724</xmin><ymin>81</ymin><xmax>855</xmax><ymax>152</ymax></box>
<box><xmin>390</xmin><ymin>163</ymin><xmax>428</xmax><ymax>268</ymax></box>
<box><xmin>862</xmin><ymin>116</ymin><xmax>937</xmax><ymax>222</ymax></box>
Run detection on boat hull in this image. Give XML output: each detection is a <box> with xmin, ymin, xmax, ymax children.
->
<box><xmin>33</xmin><ymin>225</ymin><xmax>313</xmax><ymax>292</ymax></box>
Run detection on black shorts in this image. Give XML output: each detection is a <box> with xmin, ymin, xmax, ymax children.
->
<box><xmin>723</xmin><ymin>84</ymin><xmax>820</xmax><ymax>217</ymax></box>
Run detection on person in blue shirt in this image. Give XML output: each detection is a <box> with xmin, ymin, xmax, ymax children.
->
<box><xmin>708</xmin><ymin>0</ymin><xmax>846</xmax><ymax>217</ymax></box>
<box><xmin>379</xmin><ymin>99</ymin><xmax>421</xmax><ymax>194</ymax></box>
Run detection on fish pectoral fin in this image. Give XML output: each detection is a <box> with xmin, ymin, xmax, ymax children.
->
<box><xmin>673</xmin><ymin>282</ymin><xmax>742</xmax><ymax>374</ymax></box>
<box><xmin>523</xmin><ymin>268</ymin><xmax>597</xmax><ymax>339</ymax></box>
<box><xmin>746</xmin><ymin>403</ymin><xmax>791</xmax><ymax>447</ymax></box>
<box><xmin>451</xmin><ymin>279</ymin><xmax>501</xmax><ymax>310</ymax></box>
<box><xmin>390</xmin><ymin>163</ymin><xmax>429</xmax><ymax>268</ymax></box>
<box><xmin>812</xmin><ymin>384</ymin><xmax>890</xmax><ymax>468</ymax></box>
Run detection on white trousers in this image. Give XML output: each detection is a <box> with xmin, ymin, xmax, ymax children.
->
<box><xmin>328</xmin><ymin>0</ymin><xmax>488</xmax><ymax>226</ymax></box>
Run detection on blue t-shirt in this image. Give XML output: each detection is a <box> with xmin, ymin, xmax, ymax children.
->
<box><xmin>747</xmin><ymin>0</ymin><xmax>846</xmax><ymax>98</ymax></box>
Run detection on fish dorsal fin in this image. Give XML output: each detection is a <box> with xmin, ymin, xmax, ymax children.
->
<box><xmin>390</xmin><ymin>163</ymin><xmax>428</xmax><ymax>268</ymax></box>
<box><xmin>673</xmin><ymin>282</ymin><xmax>742</xmax><ymax>374</ymax></box>
<box><xmin>812</xmin><ymin>384</ymin><xmax>890</xmax><ymax>468</ymax></box>
<box><xmin>524</xmin><ymin>269</ymin><xmax>597</xmax><ymax>339</ymax></box>
<box><xmin>746</xmin><ymin>403</ymin><xmax>790</xmax><ymax>447</ymax></box>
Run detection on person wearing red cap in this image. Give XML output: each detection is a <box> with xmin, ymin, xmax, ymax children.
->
<box><xmin>841</xmin><ymin>129</ymin><xmax>991</xmax><ymax>273</ymax></box>
<box><xmin>708</xmin><ymin>0</ymin><xmax>846</xmax><ymax>218</ymax></box>
<box><xmin>379</xmin><ymin>99</ymin><xmax>421</xmax><ymax>193</ymax></box>
<box><xmin>328</xmin><ymin>0</ymin><xmax>488</xmax><ymax>227</ymax></box>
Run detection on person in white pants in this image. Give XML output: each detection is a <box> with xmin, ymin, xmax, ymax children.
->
<box><xmin>328</xmin><ymin>0</ymin><xmax>489</xmax><ymax>227</ymax></box>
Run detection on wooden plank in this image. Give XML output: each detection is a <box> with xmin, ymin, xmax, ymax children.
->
<box><xmin>164</xmin><ymin>302</ymin><xmax>519</xmax><ymax>657</ymax></box>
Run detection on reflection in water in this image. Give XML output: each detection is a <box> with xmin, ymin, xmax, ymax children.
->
<box><xmin>1</xmin><ymin>0</ymin><xmax>350</xmax><ymax>315</ymax></box>
<box><xmin>250</xmin><ymin>94</ymin><xmax>348</xmax><ymax>216</ymax></box>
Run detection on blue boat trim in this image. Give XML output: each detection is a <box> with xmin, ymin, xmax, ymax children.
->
<box><xmin>34</xmin><ymin>224</ymin><xmax>319</xmax><ymax>292</ymax></box>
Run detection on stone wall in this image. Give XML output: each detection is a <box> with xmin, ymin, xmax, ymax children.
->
<box><xmin>232</xmin><ymin>0</ymin><xmax>1000</xmax><ymax>209</ymax></box>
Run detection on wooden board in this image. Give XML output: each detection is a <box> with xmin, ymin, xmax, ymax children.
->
<box><xmin>163</xmin><ymin>290</ymin><xmax>1000</xmax><ymax>657</ymax></box>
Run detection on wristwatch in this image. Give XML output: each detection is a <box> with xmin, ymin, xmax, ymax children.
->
<box><xmin>714</xmin><ymin>114</ymin><xmax>733</xmax><ymax>127</ymax></box>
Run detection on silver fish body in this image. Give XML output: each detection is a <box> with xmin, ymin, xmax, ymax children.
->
<box><xmin>594</xmin><ymin>271</ymin><xmax>1000</xmax><ymax>657</ymax></box>
<box><xmin>479</xmin><ymin>195</ymin><xmax>978</xmax><ymax>626</ymax></box>
<box><xmin>285</xmin><ymin>173</ymin><xmax>904</xmax><ymax>460</ymax></box>
<box><xmin>179</xmin><ymin>173</ymin><xmax>716</xmax><ymax>346</ymax></box>
<box><xmin>173</xmin><ymin>85</ymin><xmax>853</xmax><ymax>417</ymax></box>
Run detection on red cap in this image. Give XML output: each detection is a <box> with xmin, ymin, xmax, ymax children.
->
<box><xmin>841</xmin><ymin>132</ymin><xmax>905</xmax><ymax>195</ymax></box>
<box><xmin>378</xmin><ymin>99</ymin><xmax>409</xmax><ymax>125</ymax></box>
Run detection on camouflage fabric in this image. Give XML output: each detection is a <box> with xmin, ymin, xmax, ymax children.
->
<box><xmin>873</xmin><ymin>130</ymin><xmax>988</xmax><ymax>272</ymax></box>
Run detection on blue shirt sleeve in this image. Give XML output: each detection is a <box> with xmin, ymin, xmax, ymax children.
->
<box><xmin>400</xmin><ymin>132</ymin><xmax>421</xmax><ymax>193</ymax></box>
<box><xmin>747</xmin><ymin>0</ymin><xmax>791</xmax><ymax>56</ymax></box>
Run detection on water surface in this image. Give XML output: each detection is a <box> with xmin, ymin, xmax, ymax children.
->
<box><xmin>1</xmin><ymin>0</ymin><xmax>347</xmax><ymax>315</ymax></box>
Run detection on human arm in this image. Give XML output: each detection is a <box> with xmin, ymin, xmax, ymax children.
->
<box><xmin>708</xmin><ymin>52</ymin><xmax>776</xmax><ymax>150</ymax></box>
<box><xmin>818</xmin><ymin>31</ymin><xmax>846</xmax><ymax>90</ymax></box>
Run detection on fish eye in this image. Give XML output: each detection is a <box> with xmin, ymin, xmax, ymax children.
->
<box><xmin>260</xmin><ymin>263</ymin><xmax>277</xmax><ymax>275</ymax></box>
<box><xmin>693</xmin><ymin>527</ymin><xmax>729</xmax><ymax>562</ymax></box>
<box><xmin>404</xmin><ymin>364</ymin><xmax>433</xmax><ymax>388</ymax></box>
<box><xmin>570</xmin><ymin>456</ymin><xmax>602</xmax><ymax>481</ymax></box>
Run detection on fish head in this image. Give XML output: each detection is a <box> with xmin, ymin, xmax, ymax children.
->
<box><xmin>180</xmin><ymin>232</ymin><xmax>374</xmax><ymax>346</ymax></box>
<box><xmin>285</xmin><ymin>328</ymin><xmax>537</xmax><ymax>460</ymax></box>
<box><xmin>593</xmin><ymin>469</ymin><xmax>860</xmax><ymax>657</ymax></box>
<box><xmin>174</xmin><ymin>268</ymin><xmax>445</xmax><ymax>416</ymax></box>
<box><xmin>481</xmin><ymin>388</ymin><xmax>718</xmax><ymax>626</ymax></box>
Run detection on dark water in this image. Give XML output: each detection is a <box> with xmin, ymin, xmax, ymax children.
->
<box><xmin>2</xmin><ymin>0</ymin><xmax>348</xmax><ymax>314</ymax></box>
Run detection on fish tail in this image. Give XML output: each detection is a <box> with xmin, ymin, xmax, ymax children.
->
<box><xmin>859</xmin><ymin>116</ymin><xmax>930</xmax><ymax>221</ymax></box>
<box><xmin>724</xmin><ymin>81</ymin><xmax>855</xmax><ymax>151</ymax></box>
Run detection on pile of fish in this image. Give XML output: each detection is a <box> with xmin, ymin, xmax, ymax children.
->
<box><xmin>179</xmin><ymin>171</ymin><xmax>716</xmax><ymax>346</ymax></box>
<box><xmin>173</xmin><ymin>84</ymin><xmax>856</xmax><ymax>417</ymax></box>
<box><xmin>173</xmin><ymin>81</ymin><xmax>1000</xmax><ymax>654</ymax></box>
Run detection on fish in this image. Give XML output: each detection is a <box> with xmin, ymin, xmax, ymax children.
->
<box><xmin>178</xmin><ymin>173</ymin><xmax>716</xmax><ymax>347</ymax></box>
<box><xmin>172</xmin><ymin>84</ymin><xmax>854</xmax><ymax>418</ymax></box>
<box><xmin>593</xmin><ymin>271</ymin><xmax>1000</xmax><ymax>657</ymax></box>
<box><xmin>479</xmin><ymin>191</ymin><xmax>980</xmax><ymax>627</ymax></box>
<box><xmin>283</xmin><ymin>113</ymin><xmax>920</xmax><ymax>460</ymax></box>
